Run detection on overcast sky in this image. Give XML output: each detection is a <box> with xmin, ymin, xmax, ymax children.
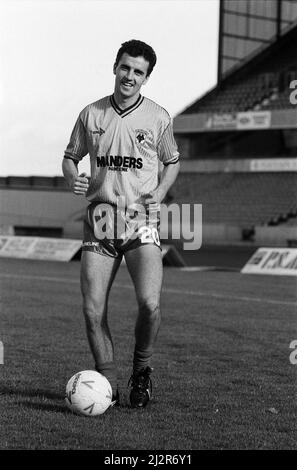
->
<box><xmin>0</xmin><ymin>0</ymin><xmax>219</xmax><ymax>176</ymax></box>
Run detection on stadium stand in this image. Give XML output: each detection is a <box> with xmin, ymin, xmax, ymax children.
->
<box><xmin>172</xmin><ymin>9</ymin><xmax>297</xmax><ymax>246</ymax></box>
<box><xmin>183</xmin><ymin>27</ymin><xmax>297</xmax><ymax>114</ymax></box>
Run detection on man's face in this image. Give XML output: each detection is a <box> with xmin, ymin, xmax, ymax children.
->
<box><xmin>113</xmin><ymin>53</ymin><xmax>150</xmax><ymax>100</ymax></box>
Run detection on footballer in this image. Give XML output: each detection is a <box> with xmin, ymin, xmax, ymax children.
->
<box><xmin>62</xmin><ymin>40</ymin><xmax>180</xmax><ymax>408</ymax></box>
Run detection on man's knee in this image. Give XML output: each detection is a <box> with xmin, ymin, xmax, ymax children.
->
<box><xmin>138</xmin><ymin>298</ymin><xmax>161</xmax><ymax>320</ymax></box>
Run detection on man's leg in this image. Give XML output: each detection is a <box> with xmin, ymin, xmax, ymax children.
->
<box><xmin>80</xmin><ymin>250</ymin><xmax>122</xmax><ymax>394</ymax></box>
<box><xmin>125</xmin><ymin>244</ymin><xmax>163</xmax><ymax>406</ymax></box>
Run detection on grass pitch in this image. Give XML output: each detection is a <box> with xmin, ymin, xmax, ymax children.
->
<box><xmin>0</xmin><ymin>258</ymin><xmax>296</xmax><ymax>450</ymax></box>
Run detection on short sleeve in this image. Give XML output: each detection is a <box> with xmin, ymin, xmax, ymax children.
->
<box><xmin>64</xmin><ymin>114</ymin><xmax>88</xmax><ymax>162</ymax></box>
<box><xmin>157</xmin><ymin>121</ymin><xmax>180</xmax><ymax>166</ymax></box>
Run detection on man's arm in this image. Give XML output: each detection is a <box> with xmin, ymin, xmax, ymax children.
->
<box><xmin>145</xmin><ymin>161</ymin><xmax>180</xmax><ymax>204</ymax></box>
<box><xmin>62</xmin><ymin>157</ymin><xmax>89</xmax><ymax>195</ymax></box>
<box><xmin>63</xmin><ymin>111</ymin><xmax>89</xmax><ymax>195</ymax></box>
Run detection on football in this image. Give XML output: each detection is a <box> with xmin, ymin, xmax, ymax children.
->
<box><xmin>65</xmin><ymin>370</ymin><xmax>112</xmax><ymax>416</ymax></box>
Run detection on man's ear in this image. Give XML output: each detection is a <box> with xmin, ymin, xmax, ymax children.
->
<box><xmin>143</xmin><ymin>75</ymin><xmax>150</xmax><ymax>85</ymax></box>
<box><xmin>113</xmin><ymin>63</ymin><xmax>117</xmax><ymax>75</ymax></box>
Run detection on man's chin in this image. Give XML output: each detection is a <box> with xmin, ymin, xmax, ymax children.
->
<box><xmin>119</xmin><ymin>89</ymin><xmax>138</xmax><ymax>100</ymax></box>
<box><xmin>120</xmin><ymin>85</ymin><xmax>134</xmax><ymax>95</ymax></box>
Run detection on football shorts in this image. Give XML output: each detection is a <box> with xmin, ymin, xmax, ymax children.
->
<box><xmin>82</xmin><ymin>202</ymin><xmax>161</xmax><ymax>258</ymax></box>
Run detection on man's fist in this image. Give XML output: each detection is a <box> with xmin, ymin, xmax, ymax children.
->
<box><xmin>72</xmin><ymin>172</ymin><xmax>89</xmax><ymax>195</ymax></box>
<box><xmin>144</xmin><ymin>188</ymin><xmax>164</xmax><ymax>205</ymax></box>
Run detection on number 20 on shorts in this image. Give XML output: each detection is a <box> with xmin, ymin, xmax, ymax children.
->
<box><xmin>139</xmin><ymin>226</ymin><xmax>160</xmax><ymax>246</ymax></box>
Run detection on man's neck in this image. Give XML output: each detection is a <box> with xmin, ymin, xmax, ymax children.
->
<box><xmin>113</xmin><ymin>91</ymin><xmax>141</xmax><ymax>110</ymax></box>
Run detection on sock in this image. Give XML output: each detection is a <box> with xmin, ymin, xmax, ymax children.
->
<box><xmin>95</xmin><ymin>361</ymin><xmax>117</xmax><ymax>396</ymax></box>
<box><xmin>133</xmin><ymin>348</ymin><xmax>153</xmax><ymax>375</ymax></box>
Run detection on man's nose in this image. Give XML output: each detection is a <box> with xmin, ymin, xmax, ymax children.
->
<box><xmin>126</xmin><ymin>69</ymin><xmax>134</xmax><ymax>81</ymax></box>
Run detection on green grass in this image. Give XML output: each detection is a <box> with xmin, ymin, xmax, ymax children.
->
<box><xmin>0</xmin><ymin>259</ymin><xmax>296</xmax><ymax>450</ymax></box>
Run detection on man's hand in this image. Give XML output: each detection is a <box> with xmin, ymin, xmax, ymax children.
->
<box><xmin>144</xmin><ymin>162</ymin><xmax>180</xmax><ymax>206</ymax></box>
<box><xmin>71</xmin><ymin>172</ymin><xmax>89</xmax><ymax>195</ymax></box>
<box><xmin>144</xmin><ymin>188</ymin><xmax>164</xmax><ymax>205</ymax></box>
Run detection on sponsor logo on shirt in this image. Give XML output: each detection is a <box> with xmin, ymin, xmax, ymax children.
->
<box><xmin>96</xmin><ymin>155</ymin><xmax>143</xmax><ymax>171</ymax></box>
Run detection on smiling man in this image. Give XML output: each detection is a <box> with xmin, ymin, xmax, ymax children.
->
<box><xmin>62</xmin><ymin>40</ymin><xmax>180</xmax><ymax>409</ymax></box>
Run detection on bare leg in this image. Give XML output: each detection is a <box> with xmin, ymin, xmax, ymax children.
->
<box><xmin>80</xmin><ymin>250</ymin><xmax>122</xmax><ymax>391</ymax></box>
<box><xmin>125</xmin><ymin>244</ymin><xmax>163</xmax><ymax>373</ymax></box>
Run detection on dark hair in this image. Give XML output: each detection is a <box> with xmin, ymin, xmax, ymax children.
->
<box><xmin>114</xmin><ymin>40</ymin><xmax>157</xmax><ymax>77</ymax></box>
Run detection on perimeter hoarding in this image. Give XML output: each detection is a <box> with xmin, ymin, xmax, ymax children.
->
<box><xmin>0</xmin><ymin>236</ymin><xmax>82</xmax><ymax>262</ymax></box>
<box><xmin>241</xmin><ymin>247</ymin><xmax>297</xmax><ymax>276</ymax></box>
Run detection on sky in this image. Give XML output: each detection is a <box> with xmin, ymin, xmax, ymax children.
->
<box><xmin>0</xmin><ymin>0</ymin><xmax>219</xmax><ymax>176</ymax></box>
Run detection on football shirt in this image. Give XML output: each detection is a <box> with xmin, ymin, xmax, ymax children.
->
<box><xmin>64</xmin><ymin>95</ymin><xmax>179</xmax><ymax>207</ymax></box>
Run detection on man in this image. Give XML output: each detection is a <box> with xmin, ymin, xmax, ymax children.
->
<box><xmin>62</xmin><ymin>40</ymin><xmax>180</xmax><ymax>408</ymax></box>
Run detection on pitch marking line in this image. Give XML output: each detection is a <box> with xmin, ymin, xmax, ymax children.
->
<box><xmin>0</xmin><ymin>272</ymin><xmax>295</xmax><ymax>307</ymax></box>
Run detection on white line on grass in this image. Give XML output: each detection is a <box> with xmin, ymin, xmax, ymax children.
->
<box><xmin>0</xmin><ymin>272</ymin><xmax>295</xmax><ymax>307</ymax></box>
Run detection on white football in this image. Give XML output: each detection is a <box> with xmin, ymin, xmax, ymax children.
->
<box><xmin>65</xmin><ymin>370</ymin><xmax>112</xmax><ymax>416</ymax></box>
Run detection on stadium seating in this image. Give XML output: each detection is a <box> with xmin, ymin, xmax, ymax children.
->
<box><xmin>187</xmin><ymin>69</ymin><xmax>296</xmax><ymax>114</ymax></box>
<box><xmin>174</xmin><ymin>26</ymin><xmax>297</xmax><ymax>240</ymax></box>
<box><xmin>171</xmin><ymin>172</ymin><xmax>297</xmax><ymax>229</ymax></box>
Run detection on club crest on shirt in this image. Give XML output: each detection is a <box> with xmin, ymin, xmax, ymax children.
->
<box><xmin>135</xmin><ymin>129</ymin><xmax>149</xmax><ymax>147</ymax></box>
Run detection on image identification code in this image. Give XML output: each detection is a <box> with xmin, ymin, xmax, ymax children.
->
<box><xmin>147</xmin><ymin>454</ymin><xmax>191</xmax><ymax>465</ymax></box>
<box><xmin>104</xmin><ymin>454</ymin><xmax>192</xmax><ymax>466</ymax></box>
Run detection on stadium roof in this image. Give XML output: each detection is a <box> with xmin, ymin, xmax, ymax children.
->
<box><xmin>218</xmin><ymin>0</ymin><xmax>297</xmax><ymax>80</ymax></box>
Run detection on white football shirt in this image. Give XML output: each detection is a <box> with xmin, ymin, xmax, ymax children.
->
<box><xmin>64</xmin><ymin>95</ymin><xmax>179</xmax><ymax>207</ymax></box>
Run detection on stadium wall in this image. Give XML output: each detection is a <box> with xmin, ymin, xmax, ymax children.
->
<box><xmin>180</xmin><ymin>158</ymin><xmax>297</xmax><ymax>172</ymax></box>
<box><xmin>255</xmin><ymin>226</ymin><xmax>297</xmax><ymax>246</ymax></box>
<box><xmin>0</xmin><ymin>188</ymin><xmax>87</xmax><ymax>239</ymax></box>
